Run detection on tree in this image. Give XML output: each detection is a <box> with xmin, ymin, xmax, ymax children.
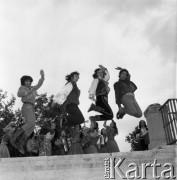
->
<box><xmin>125</xmin><ymin>125</ymin><xmax>143</xmax><ymax>151</ymax></box>
<box><xmin>0</xmin><ymin>90</ymin><xmax>63</xmax><ymax>141</ymax></box>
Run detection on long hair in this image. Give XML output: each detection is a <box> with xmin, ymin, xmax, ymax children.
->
<box><xmin>65</xmin><ymin>71</ymin><xmax>79</xmax><ymax>82</ymax></box>
<box><xmin>119</xmin><ymin>69</ymin><xmax>131</xmax><ymax>81</ymax></box>
<box><xmin>139</xmin><ymin>120</ymin><xmax>148</xmax><ymax>130</ymax></box>
<box><xmin>92</xmin><ymin>68</ymin><xmax>106</xmax><ymax>79</ymax></box>
<box><xmin>20</xmin><ymin>75</ymin><xmax>33</xmax><ymax>86</ymax></box>
<box><xmin>93</xmin><ymin>121</ymin><xmax>99</xmax><ymax>132</ymax></box>
<box><xmin>111</xmin><ymin>120</ymin><xmax>118</xmax><ymax>135</ymax></box>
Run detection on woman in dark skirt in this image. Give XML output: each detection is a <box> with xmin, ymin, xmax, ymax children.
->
<box><xmin>88</xmin><ymin>65</ymin><xmax>113</xmax><ymax>122</ymax></box>
<box><xmin>68</xmin><ymin>125</ymin><xmax>84</xmax><ymax>155</ymax></box>
<box><xmin>103</xmin><ymin>120</ymin><xmax>120</xmax><ymax>153</ymax></box>
<box><xmin>54</xmin><ymin>71</ymin><xmax>85</xmax><ymax>127</ymax></box>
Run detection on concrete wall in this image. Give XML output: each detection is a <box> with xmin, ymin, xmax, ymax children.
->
<box><xmin>0</xmin><ymin>145</ymin><xmax>176</xmax><ymax>180</ymax></box>
<box><xmin>144</xmin><ymin>103</ymin><xmax>167</xmax><ymax>149</ymax></box>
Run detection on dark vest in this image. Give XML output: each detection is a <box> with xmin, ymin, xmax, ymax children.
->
<box><xmin>66</xmin><ymin>81</ymin><xmax>80</xmax><ymax>105</ymax></box>
<box><xmin>96</xmin><ymin>79</ymin><xmax>110</xmax><ymax>96</ymax></box>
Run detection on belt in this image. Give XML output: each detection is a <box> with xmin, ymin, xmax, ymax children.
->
<box><xmin>23</xmin><ymin>102</ymin><xmax>35</xmax><ymax>106</ymax></box>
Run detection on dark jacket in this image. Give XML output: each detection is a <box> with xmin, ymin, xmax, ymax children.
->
<box><xmin>114</xmin><ymin>80</ymin><xmax>137</xmax><ymax>107</ymax></box>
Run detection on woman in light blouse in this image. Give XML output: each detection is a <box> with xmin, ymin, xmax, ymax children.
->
<box><xmin>11</xmin><ymin>70</ymin><xmax>45</xmax><ymax>154</ymax></box>
<box><xmin>54</xmin><ymin>71</ymin><xmax>85</xmax><ymax>127</ymax></box>
<box><xmin>88</xmin><ymin>65</ymin><xmax>113</xmax><ymax>121</ymax></box>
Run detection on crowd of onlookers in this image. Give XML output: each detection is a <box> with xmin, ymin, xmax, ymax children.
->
<box><xmin>0</xmin><ymin>118</ymin><xmax>120</xmax><ymax>158</ymax></box>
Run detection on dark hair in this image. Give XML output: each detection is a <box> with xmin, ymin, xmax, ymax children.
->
<box><xmin>20</xmin><ymin>76</ymin><xmax>33</xmax><ymax>86</ymax></box>
<box><xmin>93</xmin><ymin>121</ymin><xmax>99</xmax><ymax>132</ymax></box>
<box><xmin>139</xmin><ymin>120</ymin><xmax>148</xmax><ymax>130</ymax></box>
<box><xmin>101</xmin><ymin>128</ymin><xmax>106</xmax><ymax>135</ymax></box>
<box><xmin>119</xmin><ymin>69</ymin><xmax>131</xmax><ymax>81</ymax></box>
<box><xmin>111</xmin><ymin>120</ymin><xmax>118</xmax><ymax>135</ymax></box>
<box><xmin>65</xmin><ymin>71</ymin><xmax>79</xmax><ymax>82</ymax></box>
<box><xmin>92</xmin><ymin>68</ymin><xmax>106</xmax><ymax>79</ymax></box>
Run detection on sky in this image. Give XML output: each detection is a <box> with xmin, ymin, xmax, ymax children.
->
<box><xmin>0</xmin><ymin>0</ymin><xmax>176</xmax><ymax>152</ymax></box>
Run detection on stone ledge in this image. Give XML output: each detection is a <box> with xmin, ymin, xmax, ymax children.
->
<box><xmin>0</xmin><ymin>145</ymin><xmax>176</xmax><ymax>180</ymax></box>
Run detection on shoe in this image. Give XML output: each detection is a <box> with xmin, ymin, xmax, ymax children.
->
<box><xmin>88</xmin><ymin>103</ymin><xmax>104</xmax><ymax>112</ymax></box>
<box><xmin>88</xmin><ymin>103</ymin><xmax>95</xmax><ymax>112</ymax></box>
<box><xmin>116</xmin><ymin>111</ymin><xmax>125</xmax><ymax>119</ymax></box>
<box><xmin>89</xmin><ymin>115</ymin><xmax>100</xmax><ymax>122</ymax></box>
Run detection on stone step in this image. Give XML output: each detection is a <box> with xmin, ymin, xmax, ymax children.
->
<box><xmin>0</xmin><ymin>145</ymin><xmax>176</xmax><ymax>180</ymax></box>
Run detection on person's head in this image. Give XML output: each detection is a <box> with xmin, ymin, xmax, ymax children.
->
<box><xmin>139</xmin><ymin>120</ymin><xmax>147</xmax><ymax>129</ymax></box>
<box><xmin>76</xmin><ymin>124</ymin><xmax>81</xmax><ymax>131</ymax></box>
<box><xmin>101</xmin><ymin>128</ymin><xmax>107</xmax><ymax>135</ymax></box>
<box><xmin>90</xmin><ymin>121</ymin><xmax>99</xmax><ymax>131</ymax></box>
<box><xmin>119</xmin><ymin>69</ymin><xmax>130</xmax><ymax>81</ymax></box>
<box><xmin>110</xmin><ymin>120</ymin><xmax>118</xmax><ymax>135</ymax></box>
<box><xmin>92</xmin><ymin>68</ymin><xmax>105</xmax><ymax>79</ymax></box>
<box><xmin>20</xmin><ymin>75</ymin><xmax>33</xmax><ymax>87</ymax></box>
<box><xmin>65</xmin><ymin>71</ymin><xmax>80</xmax><ymax>83</ymax></box>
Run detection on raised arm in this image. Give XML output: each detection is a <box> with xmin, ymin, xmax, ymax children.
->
<box><xmin>99</xmin><ymin>65</ymin><xmax>110</xmax><ymax>82</ymax></box>
<box><xmin>32</xmin><ymin>70</ymin><xmax>45</xmax><ymax>91</ymax></box>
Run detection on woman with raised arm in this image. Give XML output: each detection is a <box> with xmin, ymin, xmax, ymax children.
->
<box><xmin>54</xmin><ymin>71</ymin><xmax>85</xmax><ymax>127</ymax></box>
<box><xmin>103</xmin><ymin>120</ymin><xmax>120</xmax><ymax>153</ymax></box>
<box><xmin>114</xmin><ymin>67</ymin><xmax>142</xmax><ymax>119</ymax></box>
<box><xmin>10</xmin><ymin>70</ymin><xmax>45</xmax><ymax>154</ymax></box>
<box><xmin>88</xmin><ymin>65</ymin><xmax>113</xmax><ymax>121</ymax></box>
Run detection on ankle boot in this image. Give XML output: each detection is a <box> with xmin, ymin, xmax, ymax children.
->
<box><xmin>88</xmin><ymin>103</ymin><xmax>104</xmax><ymax>112</ymax></box>
<box><xmin>89</xmin><ymin>115</ymin><xmax>101</xmax><ymax>122</ymax></box>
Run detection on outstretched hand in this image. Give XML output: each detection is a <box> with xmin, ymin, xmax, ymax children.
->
<box><xmin>115</xmin><ymin>66</ymin><xmax>122</xmax><ymax>70</ymax></box>
<box><xmin>40</xmin><ymin>69</ymin><xmax>45</xmax><ymax>77</ymax></box>
<box><xmin>99</xmin><ymin>65</ymin><xmax>107</xmax><ymax>71</ymax></box>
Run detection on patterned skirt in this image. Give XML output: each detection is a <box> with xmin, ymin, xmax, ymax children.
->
<box><xmin>39</xmin><ymin>139</ymin><xmax>52</xmax><ymax>156</ymax></box>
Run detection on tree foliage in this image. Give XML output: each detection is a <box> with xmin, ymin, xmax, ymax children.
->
<box><xmin>0</xmin><ymin>89</ymin><xmax>62</xmax><ymax>141</ymax></box>
<box><xmin>125</xmin><ymin>125</ymin><xmax>142</xmax><ymax>151</ymax></box>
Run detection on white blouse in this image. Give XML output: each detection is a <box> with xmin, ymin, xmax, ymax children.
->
<box><xmin>54</xmin><ymin>82</ymin><xmax>73</xmax><ymax>105</ymax></box>
<box><xmin>88</xmin><ymin>70</ymin><xmax>110</xmax><ymax>99</ymax></box>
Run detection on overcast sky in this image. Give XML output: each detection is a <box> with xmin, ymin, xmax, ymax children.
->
<box><xmin>0</xmin><ymin>0</ymin><xmax>176</xmax><ymax>152</ymax></box>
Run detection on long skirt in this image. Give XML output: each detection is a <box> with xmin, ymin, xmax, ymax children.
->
<box><xmin>106</xmin><ymin>139</ymin><xmax>120</xmax><ymax>153</ymax></box>
<box><xmin>68</xmin><ymin>142</ymin><xmax>84</xmax><ymax>155</ymax></box>
<box><xmin>66</xmin><ymin>103</ymin><xmax>85</xmax><ymax>126</ymax></box>
<box><xmin>86</xmin><ymin>144</ymin><xmax>99</xmax><ymax>154</ymax></box>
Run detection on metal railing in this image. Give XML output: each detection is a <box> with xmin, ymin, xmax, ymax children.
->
<box><xmin>159</xmin><ymin>99</ymin><xmax>177</xmax><ymax>145</ymax></box>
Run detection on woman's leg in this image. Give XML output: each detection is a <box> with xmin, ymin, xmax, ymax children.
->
<box><xmin>21</xmin><ymin>104</ymin><xmax>36</xmax><ymax>137</ymax></box>
<box><xmin>94</xmin><ymin>95</ymin><xmax>113</xmax><ymax>121</ymax></box>
<box><xmin>66</xmin><ymin>103</ymin><xmax>85</xmax><ymax>126</ymax></box>
<box><xmin>121</xmin><ymin>94</ymin><xmax>142</xmax><ymax>118</ymax></box>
